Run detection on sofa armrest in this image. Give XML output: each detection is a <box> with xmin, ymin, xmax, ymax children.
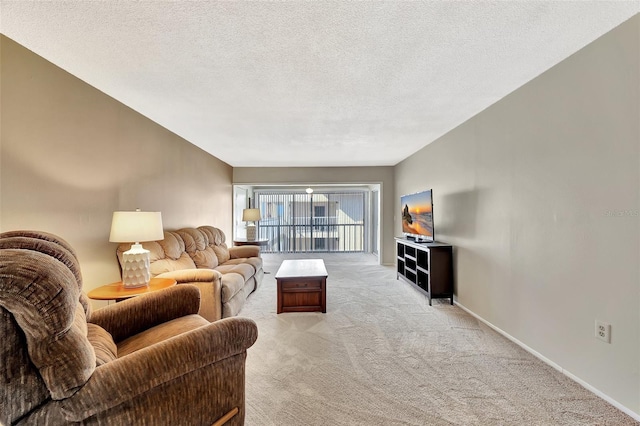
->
<box><xmin>156</xmin><ymin>268</ymin><xmax>222</xmax><ymax>283</ymax></box>
<box><xmin>60</xmin><ymin>317</ymin><xmax>258</xmax><ymax>421</ymax></box>
<box><xmin>229</xmin><ymin>245</ymin><xmax>260</xmax><ymax>259</ymax></box>
<box><xmin>88</xmin><ymin>285</ymin><xmax>201</xmax><ymax>343</ymax></box>
<box><xmin>157</xmin><ymin>269</ymin><xmax>222</xmax><ymax>322</ymax></box>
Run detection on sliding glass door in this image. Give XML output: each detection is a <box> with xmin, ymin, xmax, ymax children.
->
<box><xmin>255</xmin><ymin>190</ymin><xmax>366</xmax><ymax>253</ymax></box>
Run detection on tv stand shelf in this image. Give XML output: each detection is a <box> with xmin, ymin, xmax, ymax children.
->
<box><xmin>396</xmin><ymin>238</ymin><xmax>453</xmax><ymax>305</ymax></box>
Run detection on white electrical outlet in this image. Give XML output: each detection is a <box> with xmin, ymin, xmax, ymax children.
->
<box><xmin>595</xmin><ymin>320</ymin><xmax>611</xmax><ymax>343</ymax></box>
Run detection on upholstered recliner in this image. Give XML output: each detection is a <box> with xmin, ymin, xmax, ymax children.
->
<box><xmin>0</xmin><ymin>230</ymin><xmax>258</xmax><ymax>425</ymax></box>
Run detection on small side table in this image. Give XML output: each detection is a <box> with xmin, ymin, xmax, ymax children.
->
<box><xmin>87</xmin><ymin>278</ymin><xmax>177</xmax><ymax>302</ymax></box>
<box><xmin>233</xmin><ymin>238</ymin><xmax>268</xmax><ymax>247</ymax></box>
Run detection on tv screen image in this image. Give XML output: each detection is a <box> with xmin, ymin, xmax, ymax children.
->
<box><xmin>401</xmin><ymin>189</ymin><xmax>434</xmax><ymax>242</ymax></box>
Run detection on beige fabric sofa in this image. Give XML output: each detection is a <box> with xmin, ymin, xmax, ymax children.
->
<box><xmin>0</xmin><ymin>230</ymin><xmax>257</xmax><ymax>425</ymax></box>
<box><xmin>118</xmin><ymin>226</ymin><xmax>263</xmax><ymax>321</ymax></box>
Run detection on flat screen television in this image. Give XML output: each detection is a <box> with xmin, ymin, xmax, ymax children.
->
<box><xmin>401</xmin><ymin>189</ymin><xmax>434</xmax><ymax>242</ymax></box>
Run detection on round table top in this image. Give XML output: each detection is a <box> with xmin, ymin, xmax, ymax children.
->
<box><xmin>87</xmin><ymin>278</ymin><xmax>177</xmax><ymax>300</ymax></box>
<box><xmin>233</xmin><ymin>238</ymin><xmax>269</xmax><ymax>246</ymax></box>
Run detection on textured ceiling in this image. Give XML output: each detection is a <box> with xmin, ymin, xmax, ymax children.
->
<box><xmin>1</xmin><ymin>1</ymin><xmax>638</xmax><ymax>167</ymax></box>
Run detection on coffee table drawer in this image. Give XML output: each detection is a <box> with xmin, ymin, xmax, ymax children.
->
<box><xmin>281</xmin><ymin>280</ymin><xmax>321</xmax><ymax>291</ymax></box>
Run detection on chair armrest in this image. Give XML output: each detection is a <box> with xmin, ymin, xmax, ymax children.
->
<box><xmin>156</xmin><ymin>268</ymin><xmax>222</xmax><ymax>283</ymax></box>
<box><xmin>60</xmin><ymin>317</ymin><xmax>258</xmax><ymax>421</ymax></box>
<box><xmin>88</xmin><ymin>285</ymin><xmax>201</xmax><ymax>343</ymax></box>
<box><xmin>229</xmin><ymin>245</ymin><xmax>260</xmax><ymax>259</ymax></box>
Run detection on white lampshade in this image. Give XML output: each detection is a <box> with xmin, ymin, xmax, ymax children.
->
<box><xmin>242</xmin><ymin>208</ymin><xmax>260</xmax><ymax>241</ymax></box>
<box><xmin>242</xmin><ymin>208</ymin><xmax>261</xmax><ymax>222</ymax></box>
<box><xmin>109</xmin><ymin>210</ymin><xmax>163</xmax><ymax>288</ymax></box>
<box><xmin>109</xmin><ymin>211</ymin><xmax>164</xmax><ymax>243</ymax></box>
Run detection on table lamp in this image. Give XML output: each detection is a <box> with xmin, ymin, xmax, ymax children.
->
<box><xmin>242</xmin><ymin>208</ymin><xmax>261</xmax><ymax>241</ymax></box>
<box><xmin>109</xmin><ymin>209</ymin><xmax>164</xmax><ymax>288</ymax></box>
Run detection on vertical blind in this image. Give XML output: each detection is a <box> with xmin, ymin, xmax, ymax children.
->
<box><xmin>255</xmin><ymin>191</ymin><xmax>365</xmax><ymax>253</ymax></box>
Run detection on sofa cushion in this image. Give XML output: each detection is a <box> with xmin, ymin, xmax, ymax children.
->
<box><xmin>213</xmin><ymin>245</ymin><xmax>230</xmax><ymax>264</ymax></box>
<box><xmin>197</xmin><ymin>226</ymin><xmax>231</xmax><ymax>263</ymax></box>
<box><xmin>177</xmin><ymin>228</ymin><xmax>207</xmax><ymax>252</ymax></box>
<box><xmin>143</xmin><ymin>241</ymin><xmax>165</xmax><ymax>262</ymax></box>
<box><xmin>118</xmin><ymin>231</ymin><xmax>197</xmax><ymax>275</ymax></box>
<box><xmin>176</xmin><ymin>228</ymin><xmax>219</xmax><ymax>269</ymax></box>
<box><xmin>87</xmin><ymin>323</ymin><xmax>117</xmax><ymax>366</ymax></box>
<box><xmin>150</xmin><ymin>252</ymin><xmax>196</xmax><ymax>276</ymax></box>
<box><xmin>219</xmin><ymin>273</ymin><xmax>245</xmax><ymax>304</ymax></box>
<box><xmin>222</xmin><ymin>291</ymin><xmax>246</xmax><ymax>318</ymax></box>
<box><xmin>216</xmin><ymin>263</ymin><xmax>256</xmax><ymax>283</ymax></box>
<box><xmin>199</xmin><ymin>226</ymin><xmax>226</xmax><ymax>246</ymax></box>
<box><xmin>225</xmin><ymin>257</ymin><xmax>263</xmax><ymax>272</ymax></box>
<box><xmin>117</xmin><ymin>314</ymin><xmax>209</xmax><ymax>358</ymax></box>
<box><xmin>159</xmin><ymin>231</ymin><xmax>186</xmax><ymax>259</ymax></box>
<box><xmin>192</xmin><ymin>247</ymin><xmax>218</xmax><ymax>269</ymax></box>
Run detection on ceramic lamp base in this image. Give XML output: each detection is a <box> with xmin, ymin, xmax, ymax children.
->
<box><xmin>246</xmin><ymin>225</ymin><xmax>257</xmax><ymax>241</ymax></box>
<box><xmin>121</xmin><ymin>243</ymin><xmax>151</xmax><ymax>288</ymax></box>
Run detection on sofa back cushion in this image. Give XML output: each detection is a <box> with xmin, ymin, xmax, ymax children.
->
<box><xmin>199</xmin><ymin>226</ymin><xmax>231</xmax><ymax>264</ymax></box>
<box><xmin>157</xmin><ymin>231</ymin><xmax>186</xmax><ymax>260</ymax></box>
<box><xmin>117</xmin><ymin>226</ymin><xmax>243</xmax><ymax>275</ymax></box>
<box><xmin>199</xmin><ymin>226</ymin><xmax>225</xmax><ymax>246</ymax></box>
<box><xmin>118</xmin><ymin>231</ymin><xmax>198</xmax><ymax>277</ymax></box>
<box><xmin>213</xmin><ymin>246</ymin><xmax>230</xmax><ymax>264</ymax></box>
<box><xmin>176</xmin><ymin>228</ymin><xmax>218</xmax><ymax>269</ymax></box>
<box><xmin>149</xmin><ymin>252</ymin><xmax>197</xmax><ymax>276</ymax></box>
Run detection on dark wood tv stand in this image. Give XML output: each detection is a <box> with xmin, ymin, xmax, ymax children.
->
<box><xmin>395</xmin><ymin>238</ymin><xmax>454</xmax><ymax>305</ymax></box>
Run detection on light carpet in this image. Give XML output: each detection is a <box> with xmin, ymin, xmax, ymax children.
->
<box><xmin>241</xmin><ymin>253</ymin><xmax>637</xmax><ymax>425</ymax></box>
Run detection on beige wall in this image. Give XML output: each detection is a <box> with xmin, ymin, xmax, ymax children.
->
<box><xmin>0</xmin><ymin>35</ymin><xmax>233</xmax><ymax>296</ymax></box>
<box><xmin>233</xmin><ymin>166</ymin><xmax>395</xmax><ymax>264</ymax></box>
<box><xmin>396</xmin><ymin>16</ymin><xmax>639</xmax><ymax>416</ymax></box>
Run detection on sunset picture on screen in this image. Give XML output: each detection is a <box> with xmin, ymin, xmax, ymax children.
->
<box><xmin>401</xmin><ymin>190</ymin><xmax>434</xmax><ymax>239</ymax></box>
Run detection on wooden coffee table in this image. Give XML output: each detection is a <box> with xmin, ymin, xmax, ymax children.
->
<box><xmin>275</xmin><ymin>259</ymin><xmax>327</xmax><ymax>314</ymax></box>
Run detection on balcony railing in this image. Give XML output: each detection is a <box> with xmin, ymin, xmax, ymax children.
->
<box><xmin>257</xmin><ymin>219</ymin><xmax>364</xmax><ymax>253</ymax></box>
<box><xmin>254</xmin><ymin>190</ymin><xmax>366</xmax><ymax>253</ymax></box>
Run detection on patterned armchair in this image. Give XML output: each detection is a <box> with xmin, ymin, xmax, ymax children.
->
<box><xmin>0</xmin><ymin>230</ymin><xmax>257</xmax><ymax>425</ymax></box>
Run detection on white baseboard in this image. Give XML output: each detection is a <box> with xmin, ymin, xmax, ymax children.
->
<box><xmin>454</xmin><ymin>301</ymin><xmax>640</xmax><ymax>422</ymax></box>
